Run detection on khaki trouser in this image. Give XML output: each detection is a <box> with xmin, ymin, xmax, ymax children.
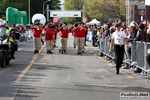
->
<box><xmin>33</xmin><ymin>37</ymin><xmax>41</xmax><ymax>50</ymax></box>
<box><xmin>73</xmin><ymin>37</ymin><xmax>77</xmax><ymax>47</ymax></box>
<box><xmin>76</xmin><ymin>37</ymin><xmax>85</xmax><ymax>52</ymax></box>
<box><xmin>60</xmin><ymin>38</ymin><xmax>68</xmax><ymax>50</ymax></box>
<box><xmin>82</xmin><ymin>38</ymin><xmax>85</xmax><ymax>51</ymax></box>
<box><xmin>46</xmin><ymin>40</ymin><xmax>54</xmax><ymax>51</ymax></box>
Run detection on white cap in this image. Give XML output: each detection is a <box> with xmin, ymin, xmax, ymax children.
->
<box><xmin>2</xmin><ymin>20</ymin><xmax>6</xmax><ymax>25</ymax></box>
<box><xmin>130</xmin><ymin>23</ymin><xmax>135</xmax><ymax>27</ymax></box>
<box><xmin>147</xmin><ymin>49</ymin><xmax>150</xmax><ymax>53</ymax></box>
<box><xmin>0</xmin><ymin>19</ymin><xmax>6</xmax><ymax>26</ymax></box>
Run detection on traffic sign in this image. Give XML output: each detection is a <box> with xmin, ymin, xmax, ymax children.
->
<box><xmin>138</xmin><ymin>2</ymin><xmax>146</xmax><ymax>9</ymax></box>
<box><xmin>50</xmin><ymin>10</ymin><xmax>82</xmax><ymax>17</ymax></box>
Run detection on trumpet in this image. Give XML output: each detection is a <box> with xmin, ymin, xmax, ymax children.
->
<box><xmin>67</xmin><ymin>24</ymin><xmax>72</xmax><ymax>30</ymax></box>
<box><xmin>35</xmin><ymin>25</ymin><xmax>40</xmax><ymax>30</ymax></box>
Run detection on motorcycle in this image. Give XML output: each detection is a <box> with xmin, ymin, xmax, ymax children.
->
<box><xmin>0</xmin><ymin>27</ymin><xmax>13</xmax><ymax>68</ymax></box>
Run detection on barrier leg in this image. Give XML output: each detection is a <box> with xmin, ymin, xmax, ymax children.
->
<box><xmin>148</xmin><ymin>72</ymin><xmax>149</xmax><ymax>83</ymax></box>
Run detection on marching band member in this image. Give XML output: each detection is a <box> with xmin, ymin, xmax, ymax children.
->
<box><xmin>72</xmin><ymin>23</ymin><xmax>78</xmax><ymax>48</ymax></box>
<box><xmin>47</xmin><ymin>20</ymin><xmax>58</xmax><ymax>48</ymax></box>
<box><xmin>30</xmin><ymin>20</ymin><xmax>43</xmax><ymax>53</ymax></box>
<box><xmin>72</xmin><ymin>22</ymin><xmax>86</xmax><ymax>55</ymax></box>
<box><xmin>59</xmin><ymin>22</ymin><xmax>70</xmax><ymax>54</ymax></box>
<box><xmin>44</xmin><ymin>22</ymin><xmax>56</xmax><ymax>54</ymax></box>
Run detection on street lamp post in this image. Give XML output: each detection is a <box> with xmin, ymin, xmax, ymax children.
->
<box><xmin>28</xmin><ymin>0</ymin><xmax>30</xmax><ymax>24</ymax></box>
<box><xmin>43</xmin><ymin>0</ymin><xmax>51</xmax><ymax>15</ymax></box>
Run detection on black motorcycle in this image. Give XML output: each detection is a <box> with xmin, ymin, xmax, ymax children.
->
<box><xmin>0</xmin><ymin>27</ymin><xmax>15</xmax><ymax>68</ymax></box>
<box><xmin>0</xmin><ymin>39</ymin><xmax>11</xmax><ymax>67</ymax></box>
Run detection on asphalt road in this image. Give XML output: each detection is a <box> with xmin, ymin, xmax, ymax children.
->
<box><xmin>0</xmin><ymin>33</ymin><xmax>149</xmax><ymax>100</ymax></box>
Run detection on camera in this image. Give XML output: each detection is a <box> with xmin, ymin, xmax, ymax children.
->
<box><xmin>34</xmin><ymin>19</ymin><xmax>40</xmax><ymax>26</ymax></box>
<box><xmin>62</xmin><ymin>24</ymin><xmax>66</xmax><ymax>28</ymax></box>
<box><xmin>48</xmin><ymin>24</ymin><xmax>55</xmax><ymax>28</ymax></box>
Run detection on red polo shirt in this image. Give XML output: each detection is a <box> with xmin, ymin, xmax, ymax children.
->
<box><xmin>44</xmin><ymin>26</ymin><xmax>56</xmax><ymax>40</ymax></box>
<box><xmin>72</xmin><ymin>27</ymin><xmax>86</xmax><ymax>37</ymax></box>
<box><xmin>30</xmin><ymin>25</ymin><xmax>43</xmax><ymax>37</ymax></box>
<box><xmin>59</xmin><ymin>26</ymin><xmax>70</xmax><ymax>38</ymax></box>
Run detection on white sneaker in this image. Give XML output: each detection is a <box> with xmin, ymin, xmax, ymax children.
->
<box><xmin>131</xmin><ymin>61</ymin><xmax>137</xmax><ymax>66</ymax></box>
<box><xmin>124</xmin><ymin>59</ymin><xmax>131</xmax><ymax>63</ymax></box>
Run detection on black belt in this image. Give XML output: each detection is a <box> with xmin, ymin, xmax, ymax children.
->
<box><xmin>114</xmin><ymin>44</ymin><xmax>124</xmax><ymax>47</ymax></box>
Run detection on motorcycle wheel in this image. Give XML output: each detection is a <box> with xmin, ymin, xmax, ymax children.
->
<box><xmin>0</xmin><ymin>52</ymin><xmax>6</xmax><ymax>68</ymax></box>
<box><xmin>6</xmin><ymin>60</ymin><xmax>10</xmax><ymax>65</ymax></box>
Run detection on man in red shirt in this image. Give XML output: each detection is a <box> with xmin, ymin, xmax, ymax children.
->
<box><xmin>47</xmin><ymin>20</ymin><xmax>58</xmax><ymax>48</ymax></box>
<box><xmin>59</xmin><ymin>22</ymin><xmax>70</xmax><ymax>54</ymax></box>
<box><xmin>44</xmin><ymin>23</ymin><xmax>56</xmax><ymax>54</ymax></box>
<box><xmin>72</xmin><ymin>23</ymin><xmax>78</xmax><ymax>48</ymax></box>
<box><xmin>72</xmin><ymin>22</ymin><xmax>86</xmax><ymax>55</ymax></box>
<box><xmin>30</xmin><ymin>20</ymin><xmax>43</xmax><ymax>53</ymax></box>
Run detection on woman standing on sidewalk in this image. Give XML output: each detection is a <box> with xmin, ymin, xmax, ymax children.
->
<box><xmin>109</xmin><ymin>23</ymin><xmax>128</xmax><ymax>74</ymax></box>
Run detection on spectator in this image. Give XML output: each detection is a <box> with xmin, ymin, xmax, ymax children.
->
<box><xmin>128</xmin><ymin>22</ymin><xmax>138</xmax><ymax>63</ymax></box>
<box><xmin>103</xmin><ymin>24</ymin><xmax>110</xmax><ymax>39</ymax></box>
<box><xmin>84</xmin><ymin>24</ymin><xmax>88</xmax><ymax>46</ymax></box>
<box><xmin>91</xmin><ymin>24</ymin><xmax>98</xmax><ymax>47</ymax></box>
<box><xmin>97</xmin><ymin>26</ymin><xmax>104</xmax><ymax>54</ymax></box>
<box><xmin>147</xmin><ymin>24</ymin><xmax>150</xmax><ymax>41</ymax></box>
<box><xmin>146</xmin><ymin>49</ymin><xmax>150</xmax><ymax>69</ymax></box>
<box><xmin>128</xmin><ymin>22</ymin><xmax>138</xmax><ymax>42</ymax></box>
<box><xmin>146</xmin><ymin>53</ymin><xmax>150</xmax><ymax>69</ymax></box>
<box><xmin>134</xmin><ymin>23</ymin><xmax>146</xmax><ymax>41</ymax></box>
<box><xmin>124</xmin><ymin>26</ymin><xmax>132</xmax><ymax>62</ymax></box>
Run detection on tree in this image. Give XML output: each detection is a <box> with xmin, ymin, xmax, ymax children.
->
<box><xmin>63</xmin><ymin>0</ymin><xmax>83</xmax><ymax>23</ymax></box>
<box><xmin>99</xmin><ymin>0</ymin><xmax>126</xmax><ymax>22</ymax></box>
<box><xmin>84</xmin><ymin>0</ymin><xmax>126</xmax><ymax>23</ymax></box>
<box><xmin>30</xmin><ymin>0</ymin><xmax>61</xmax><ymax>22</ymax></box>
<box><xmin>0</xmin><ymin>0</ymin><xmax>28</xmax><ymax>19</ymax></box>
<box><xmin>0</xmin><ymin>0</ymin><xmax>61</xmax><ymax>23</ymax></box>
<box><xmin>84</xmin><ymin>0</ymin><xmax>103</xmax><ymax>22</ymax></box>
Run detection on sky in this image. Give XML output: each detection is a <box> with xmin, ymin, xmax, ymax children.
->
<box><xmin>60</xmin><ymin>0</ymin><xmax>64</xmax><ymax>3</ymax></box>
<box><xmin>60</xmin><ymin>0</ymin><xmax>64</xmax><ymax>10</ymax></box>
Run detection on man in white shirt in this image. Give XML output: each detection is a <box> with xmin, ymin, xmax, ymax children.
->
<box><xmin>109</xmin><ymin>23</ymin><xmax>128</xmax><ymax>74</ymax></box>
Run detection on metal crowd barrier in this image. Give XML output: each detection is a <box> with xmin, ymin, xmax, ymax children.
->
<box><xmin>133</xmin><ymin>42</ymin><xmax>150</xmax><ymax>83</ymax></box>
<box><xmin>101</xmin><ymin>38</ymin><xmax>150</xmax><ymax>71</ymax></box>
<box><xmin>102</xmin><ymin>37</ymin><xmax>115</xmax><ymax>60</ymax></box>
<box><xmin>131</xmin><ymin>41</ymin><xmax>150</xmax><ymax>72</ymax></box>
<box><xmin>26</xmin><ymin>29</ymin><xmax>32</xmax><ymax>39</ymax></box>
<box><xmin>146</xmin><ymin>43</ymin><xmax>150</xmax><ymax>69</ymax></box>
<box><xmin>20</xmin><ymin>30</ymin><xmax>32</xmax><ymax>41</ymax></box>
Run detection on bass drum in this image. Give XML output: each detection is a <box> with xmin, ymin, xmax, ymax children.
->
<box><xmin>31</xmin><ymin>13</ymin><xmax>46</xmax><ymax>25</ymax></box>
